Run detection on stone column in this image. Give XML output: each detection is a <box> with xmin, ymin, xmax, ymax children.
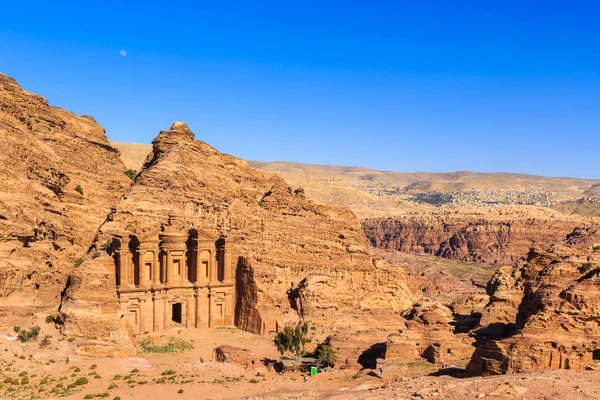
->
<box><xmin>223</xmin><ymin>242</ymin><xmax>232</xmax><ymax>283</ymax></box>
<box><xmin>195</xmin><ymin>290</ymin><xmax>200</xmax><ymax>328</ymax></box>
<box><xmin>139</xmin><ymin>250</ymin><xmax>148</xmax><ymax>288</ymax></box>
<box><xmin>119</xmin><ymin>238</ymin><xmax>131</xmax><ymax>287</ymax></box>
<box><xmin>153</xmin><ymin>295</ymin><xmax>160</xmax><ymax>332</ymax></box>
<box><xmin>181</xmin><ymin>256</ymin><xmax>187</xmax><ymax>285</ymax></box>
<box><xmin>209</xmin><ymin>250</ymin><xmax>217</xmax><ymax>283</ymax></box>
<box><xmin>163</xmin><ymin>296</ymin><xmax>169</xmax><ymax>330</ymax></box>
<box><xmin>152</xmin><ymin>251</ymin><xmax>160</xmax><ymax>286</ymax></box>
<box><xmin>165</xmin><ymin>252</ymin><xmax>172</xmax><ymax>286</ymax></box>
<box><xmin>208</xmin><ymin>292</ymin><xmax>213</xmax><ymax>328</ymax></box>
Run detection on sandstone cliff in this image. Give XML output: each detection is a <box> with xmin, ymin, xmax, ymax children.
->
<box><xmin>362</xmin><ymin>208</ymin><xmax>600</xmax><ymax>264</ymax></box>
<box><xmin>467</xmin><ymin>245</ymin><xmax>600</xmax><ymax>374</ymax></box>
<box><xmin>61</xmin><ymin>122</ymin><xmax>418</xmax><ymax>344</ymax></box>
<box><xmin>0</xmin><ymin>74</ymin><xmax>130</xmax><ymax>326</ymax></box>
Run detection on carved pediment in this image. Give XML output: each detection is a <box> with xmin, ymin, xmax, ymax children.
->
<box><xmin>191</xmin><ymin>228</ymin><xmax>219</xmax><ymax>241</ymax></box>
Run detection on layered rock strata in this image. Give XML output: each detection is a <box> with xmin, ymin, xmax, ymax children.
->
<box><xmin>0</xmin><ymin>74</ymin><xmax>130</xmax><ymax>326</ymax></box>
<box><xmin>363</xmin><ymin>209</ymin><xmax>600</xmax><ymax>264</ymax></box>
<box><xmin>467</xmin><ymin>246</ymin><xmax>600</xmax><ymax>374</ymax></box>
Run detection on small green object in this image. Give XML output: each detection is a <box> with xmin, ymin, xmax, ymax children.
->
<box><xmin>310</xmin><ymin>366</ymin><xmax>317</xmax><ymax>376</ymax></box>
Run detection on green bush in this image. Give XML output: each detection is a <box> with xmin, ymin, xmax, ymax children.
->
<box><xmin>92</xmin><ymin>251</ymin><xmax>101</xmax><ymax>259</ymax></box>
<box><xmin>18</xmin><ymin>326</ymin><xmax>41</xmax><ymax>342</ymax></box>
<box><xmin>84</xmin><ymin>394</ymin><xmax>96</xmax><ymax>399</ymax></box>
<box><xmin>13</xmin><ymin>326</ymin><xmax>20</xmax><ymax>333</ymax></box>
<box><xmin>178</xmin><ymin>389</ymin><xmax>184</xmax><ymax>393</ymax></box>
<box><xmin>75</xmin><ymin>185</ymin><xmax>84</xmax><ymax>195</ymax></box>
<box><xmin>124</xmin><ymin>170</ymin><xmax>137</xmax><ymax>181</ymax></box>
<box><xmin>74</xmin><ymin>258</ymin><xmax>84</xmax><ymax>268</ymax></box>
<box><xmin>108</xmin><ymin>383</ymin><xmax>118</xmax><ymax>390</ymax></box>
<box><xmin>579</xmin><ymin>262</ymin><xmax>594</xmax><ymax>274</ymax></box>
<box><xmin>74</xmin><ymin>377</ymin><xmax>89</xmax><ymax>386</ymax></box>
<box><xmin>314</xmin><ymin>340</ymin><xmax>337</xmax><ymax>368</ymax></box>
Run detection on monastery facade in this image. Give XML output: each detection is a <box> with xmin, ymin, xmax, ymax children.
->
<box><xmin>111</xmin><ymin>212</ymin><xmax>235</xmax><ymax>333</ymax></box>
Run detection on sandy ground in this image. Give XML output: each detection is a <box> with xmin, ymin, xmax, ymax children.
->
<box><xmin>1</xmin><ymin>326</ymin><xmax>600</xmax><ymax>400</ymax></box>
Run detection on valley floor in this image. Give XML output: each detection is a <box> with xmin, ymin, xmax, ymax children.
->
<box><xmin>1</xmin><ymin>325</ymin><xmax>599</xmax><ymax>400</ymax></box>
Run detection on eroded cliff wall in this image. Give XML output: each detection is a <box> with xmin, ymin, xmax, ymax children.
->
<box><xmin>0</xmin><ymin>74</ymin><xmax>130</xmax><ymax>325</ymax></box>
<box><xmin>467</xmin><ymin>246</ymin><xmax>600</xmax><ymax>374</ymax></box>
<box><xmin>363</xmin><ymin>208</ymin><xmax>600</xmax><ymax>264</ymax></box>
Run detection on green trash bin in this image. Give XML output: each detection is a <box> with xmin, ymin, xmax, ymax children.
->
<box><xmin>310</xmin><ymin>366</ymin><xmax>317</xmax><ymax>376</ymax></box>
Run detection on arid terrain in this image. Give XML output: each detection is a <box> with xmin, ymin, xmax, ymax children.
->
<box><xmin>1</xmin><ymin>74</ymin><xmax>600</xmax><ymax>400</ymax></box>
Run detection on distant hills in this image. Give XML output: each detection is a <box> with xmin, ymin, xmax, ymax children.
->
<box><xmin>112</xmin><ymin>142</ymin><xmax>600</xmax><ymax>218</ymax></box>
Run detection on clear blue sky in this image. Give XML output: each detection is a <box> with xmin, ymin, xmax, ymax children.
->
<box><xmin>1</xmin><ymin>1</ymin><xmax>599</xmax><ymax>178</ymax></box>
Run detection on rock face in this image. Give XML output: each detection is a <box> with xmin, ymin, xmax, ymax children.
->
<box><xmin>61</xmin><ymin>122</ymin><xmax>418</xmax><ymax>343</ymax></box>
<box><xmin>363</xmin><ymin>208</ymin><xmax>600</xmax><ymax>264</ymax></box>
<box><xmin>384</xmin><ymin>300</ymin><xmax>476</xmax><ymax>365</ymax></box>
<box><xmin>0</xmin><ymin>75</ymin><xmax>130</xmax><ymax>325</ymax></box>
<box><xmin>467</xmin><ymin>245</ymin><xmax>600</xmax><ymax>374</ymax></box>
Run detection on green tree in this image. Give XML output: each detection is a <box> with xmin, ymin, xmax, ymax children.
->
<box><xmin>274</xmin><ymin>323</ymin><xmax>310</xmax><ymax>357</ymax></box>
<box><xmin>314</xmin><ymin>339</ymin><xmax>336</xmax><ymax>368</ymax></box>
<box><xmin>75</xmin><ymin>184</ymin><xmax>84</xmax><ymax>195</ymax></box>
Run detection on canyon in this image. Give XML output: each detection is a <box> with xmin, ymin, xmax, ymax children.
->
<box><xmin>1</xmin><ymin>74</ymin><xmax>600</xmax><ymax>399</ymax></box>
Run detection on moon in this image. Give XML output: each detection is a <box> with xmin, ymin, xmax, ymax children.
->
<box><xmin>119</xmin><ymin>50</ymin><xmax>127</xmax><ymax>57</ymax></box>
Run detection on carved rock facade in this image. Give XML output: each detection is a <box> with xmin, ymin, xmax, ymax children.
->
<box><xmin>113</xmin><ymin>212</ymin><xmax>234</xmax><ymax>334</ymax></box>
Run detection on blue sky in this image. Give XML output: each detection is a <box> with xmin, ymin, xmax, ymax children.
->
<box><xmin>1</xmin><ymin>1</ymin><xmax>599</xmax><ymax>178</ymax></box>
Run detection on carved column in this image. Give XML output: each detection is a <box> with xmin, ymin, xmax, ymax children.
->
<box><xmin>139</xmin><ymin>250</ymin><xmax>148</xmax><ymax>288</ymax></box>
<box><xmin>166</xmin><ymin>251</ymin><xmax>172</xmax><ymax>286</ymax></box>
<box><xmin>223</xmin><ymin>241</ymin><xmax>232</xmax><ymax>283</ymax></box>
<box><xmin>208</xmin><ymin>292</ymin><xmax>213</xmax><ymax>328</ymax></box>
<box><xmin>163</xmin><ymin>296</ymin><xmax>169</xmax><ymax>330</ymax></box>
<box><xmin>181</xmin><ymin>255</ymin><xmax>187</xmax><ymax>285</ymax></box>
<box><xmin>120</xmin><ymin>237</ymin><xmax>132</xmax><ymax>287</ymax></box>
<box><xmin>152</xmin><ymin>251</ymin><xmax>160</xmax><ymax>286</ymax></box>
<box><xmin>153</xmin><ymin>295</ymin><xmax>161</xmax><ymax>332</ymax></box>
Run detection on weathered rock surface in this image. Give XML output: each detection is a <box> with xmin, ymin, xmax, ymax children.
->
<box><xmin>384</xmin><ymin>300</ymin><xmax>476</xmax><ymax>365</ymax></box>
<box><xmin>467</xmin><ymin>245</ymin><xmax>600</xmax><ymax>374</ymax></box>
<box><xmin>61</xmin><ymin>122</ymin><xmax>419</xmax><ymax>344</ymax></box>
<box><xmin>363</xmin><ymin>208</ymin><xmax>600</xmax><ymax>264</ymax></box>
<box><xmin>0</xmin><ymin>74</ymin><xmax>130</xmax><ymax>326</ymax></box>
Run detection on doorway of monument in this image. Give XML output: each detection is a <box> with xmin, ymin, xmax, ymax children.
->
<box><xmin>172</xmin><ymin>303</ymin><xmax>182</xmax><ymax>324</ymax></box>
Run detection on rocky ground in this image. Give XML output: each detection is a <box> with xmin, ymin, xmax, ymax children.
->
<box><xmin>1</xmin><ymin>324</ymin><xmax>600</xmax><ymax>400</ymax></box>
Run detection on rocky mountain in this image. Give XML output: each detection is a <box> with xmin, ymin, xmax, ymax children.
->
<box><xmin>362</xmin><ymin>207</ymin><xmax>600</xmax><ymax>264</ymax></box>
<box><xmin>0</xmin><ymin>74</ymin><xmax>130</xmax><ymax>326</ymax></box>
<box><xmin>467</xmin><ymin>245</ymin><xmax>600</xmax><ymax>374</ymax></box>
<box><xmin>61</xmin><ymin>122</ymin><xmax>418</xmax><ymax>352</ymax></box>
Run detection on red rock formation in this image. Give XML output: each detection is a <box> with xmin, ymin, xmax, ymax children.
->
<box><xmin>384</xmin><ymin>300</ymin><xmax>476</xmax><ymax>365</ymax></box>
<box><xmin>363</xmin><ymin>209</ymin><xmax>600</xmax><ymax>264</ymax></box>
<box><xmin>0</xmin><ymin>74</ymin><xmax>130</xmax><ymax>326</ymax></box>
<box><xmin>467</xmin><ymin>245</ymin><xmax>600</xmax><ymax>374</ymax></box>
<box><xmin>61</xmin><ymin>122</ymin><xmax>419</xmax><ymax>347</ymax></box>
